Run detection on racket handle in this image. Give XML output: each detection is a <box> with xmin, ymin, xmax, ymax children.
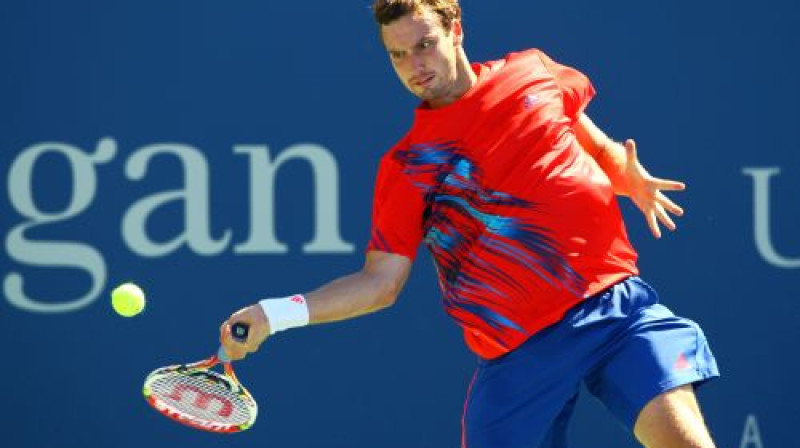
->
<box><xmin>218</xmin><ymin>322</ymin><xmax>250</xmax><ymax>363</ymax></box>
<box><xmin>230</xmin><ymin>322</ymin><xmax>250</xmax><ymax>341</ymax></box>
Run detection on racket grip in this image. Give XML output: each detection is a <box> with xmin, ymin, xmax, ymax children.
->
<box><xmin>218</xmin><ymin>322</ymin><xmax>250</xmax><ymax>363</ymax></box>
<box><xmin>230</xmin><ymin>322</ymin><xmax>250</xmax><ymax>342</ymax></box>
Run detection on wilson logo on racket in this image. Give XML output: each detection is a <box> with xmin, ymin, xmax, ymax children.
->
<box><xmin>154</xmin><ymin>399</ymin><xmax>240</xmax><ymax>432</ymax></box>
<box><xmin>167</xmin><ymin>384</ymin><xmax>234</xmax><ymax>417</ymax></box>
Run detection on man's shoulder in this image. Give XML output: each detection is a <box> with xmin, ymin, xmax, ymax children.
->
<box><xmin>485</xmin><ymin>48</ymin><xmax>545</xmax><ymax>65</ymax></box>
<box><xmin>477</xmin><ymin>48</ymin><xmax>550</xmax><ymax>80</ymax></box>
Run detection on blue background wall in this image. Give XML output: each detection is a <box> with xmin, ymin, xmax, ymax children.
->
<box><xmin>1</xmin><ymin>1</ymin><xmax>797</xmax><ymax>447</ymax></box>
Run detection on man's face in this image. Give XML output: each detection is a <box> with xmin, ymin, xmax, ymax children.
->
<box><xmin>381</xmin><ymin>8</ymin><xmax>462</xmax><ymax>104</ymax></box>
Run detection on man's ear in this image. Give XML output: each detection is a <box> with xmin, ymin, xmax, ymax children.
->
<box><xmin>452</xmin><ymin>19</ymin><xmax>464</xmax><ymax>46</ymax></box>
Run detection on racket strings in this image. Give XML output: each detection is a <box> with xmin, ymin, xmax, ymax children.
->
<box><xmin>148</xmin><ymin>370</ymin><xmax>255</xmax><ymax>425</ymax></box>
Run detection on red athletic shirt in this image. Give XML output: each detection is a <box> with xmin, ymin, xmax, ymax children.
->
<box><xmin>367</xmin><ymin>49</ymin><xmax>639</xmax><ymax>359</ymax></box>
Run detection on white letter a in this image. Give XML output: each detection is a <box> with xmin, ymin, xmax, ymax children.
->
<box><xmin>739</xmin><ymin>414</ymin><xmax>764</xmax><ymax>448</ymax></box>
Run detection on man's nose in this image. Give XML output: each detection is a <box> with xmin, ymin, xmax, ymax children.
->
<box><xmin>408</xmin><ymin>53</ymin><xmax>425</xmax><ymax>72</ymax></box>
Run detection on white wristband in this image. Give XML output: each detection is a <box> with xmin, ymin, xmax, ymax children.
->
<box><xmin>258</xmin><ymin>295</ymin><xmax>310</xmax><ymax>335</ymax></box>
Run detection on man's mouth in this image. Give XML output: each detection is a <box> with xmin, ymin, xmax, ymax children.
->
<box><xmin>412</xmin><ymin>74</ymin><xmax>435</xmax><ymax>88</ymax></box>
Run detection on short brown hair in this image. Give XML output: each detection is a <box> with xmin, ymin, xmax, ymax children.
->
<box><xmin>372</xmin><ymin>0</ymin><xmax>461</xmax><ymax>31</ymax></box>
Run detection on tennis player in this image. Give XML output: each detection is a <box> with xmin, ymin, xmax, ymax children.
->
<box><xmin>220</xmin><ymin>1</ymin><xmax>719</xmax><ymax>446</ymax></box>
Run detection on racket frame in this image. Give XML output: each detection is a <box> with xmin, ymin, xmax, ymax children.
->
<box><xmin>143</xmin><ymin>354</ymin><xmax>257</xmax><ymax>433</ymax></box>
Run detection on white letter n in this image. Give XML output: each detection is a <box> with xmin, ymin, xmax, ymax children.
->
<box><xmin>234</xmin><ymin>144</ymin><xmax>354</xmax><ymax>254</ymax></box>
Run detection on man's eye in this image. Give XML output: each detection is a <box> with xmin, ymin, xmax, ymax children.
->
<box><xmin>421</xmin><ymin>40</ymin><xmax>433</xmax><ymax>49</ymax></box>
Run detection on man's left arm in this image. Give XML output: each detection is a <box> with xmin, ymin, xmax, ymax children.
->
<box><xmin>573</xmin><ymin>113</ymin><xmax>686</xmax><ymax>239</ymax></box>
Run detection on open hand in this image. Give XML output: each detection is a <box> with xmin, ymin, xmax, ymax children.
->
<box><xmin>623</xmin><ymin>139</ymin><xmax>686</xmax><ymax>239</ymax></box>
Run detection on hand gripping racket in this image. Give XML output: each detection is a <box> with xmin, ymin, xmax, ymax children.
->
<box><xmin>143</xmin><ymin>322</ymin><xmax>258</xmax><ymax>433</ymax></box>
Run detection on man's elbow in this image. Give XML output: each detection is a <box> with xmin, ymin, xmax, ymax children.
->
<box><xmin>374</xmin><ymin>276</ymin><xmax>403</xmax><ymax>309</ymax></box>
<box><xmin>362</xmin><ymin>252</ymin><xmax>411</xmax><ymax>311</ymax></box>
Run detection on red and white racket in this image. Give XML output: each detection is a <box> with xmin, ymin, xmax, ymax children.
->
<box><xmin>143</xmin><ymin>322</ymin><xmax>258</xmax><ymax>433</ymax></box>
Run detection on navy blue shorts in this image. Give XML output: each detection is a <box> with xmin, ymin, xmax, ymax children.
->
<box><xmin>461</xmin><ymin>276</ymin><xmax>719</xmax><ymax>448</ymax></box>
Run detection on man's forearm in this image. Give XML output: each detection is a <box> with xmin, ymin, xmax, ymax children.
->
<box><xmin>305</xmin><ymin>270</ymin><xmax>401</xmax><ymax>325</ymax></box>
<box><xmin>219</xmin><ymin>253</ymin><xmax>410</xmax><ymax>359</ymax></box>
<box><xmin>591</xmin><ymin>139</ymin><xmax>631</xmax><ymax>196</ymax></box>
<box><xmin>574</xmin><ymin>113</ymin><xmax>631</xmax><ymax>196</ymax></box>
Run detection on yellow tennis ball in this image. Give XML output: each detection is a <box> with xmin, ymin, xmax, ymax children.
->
<box><xmin>111</xmin><ymin>282</ymin><xmax>146</xmax><ymax>317</ymax></box>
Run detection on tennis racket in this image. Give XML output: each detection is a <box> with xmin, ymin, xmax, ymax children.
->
<box><xmin>143</xmin><ymin>322</ymin><xmax>258</xmax><ymax>433</ymax></box>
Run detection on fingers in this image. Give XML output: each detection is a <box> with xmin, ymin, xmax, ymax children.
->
<box><xmin>654</xmin><ymin>203</ymin><xmax>677</xmax><ymax>232</ymax></box>
<box><xmin>639</xmin><ymin>196</ymin><xmax>680</xmax><ymax>239</ymax></box>
<box><xmin>625</xmin><ymin>139</ymin><xmax>686</xmax><ymax>190</ymax></box>
<box><xmin>656</xmin><ymin>191</ymin><xmax>684</xmax><ymax>216</ymax></box>
<box><xmin>645</xmin><ymin>209</ymin><xmax>662</xmax><ymax>239</ymax></box>
<box><xmin>219</xmin><ymin>304</ymin><xmax>271</xmax><ymax>361</ymax></box>
<box><xmin>645</xmin><ymin>203</ymin><xmax>678</xmax><ymax>240</ymax></box>
<box><xmin>624</xmin><ymin>139</ymin><xmax>637</xmax><ymax>160</ymax></box>
<box><xmin>220</xmin><ymin>322</ymin><xmax>247</xmax><ymax>361</ymax></box>
<box><xmin>652</xmin><ymin>177</ymin><xmax>686</xmax><ymax>192</ymax></box>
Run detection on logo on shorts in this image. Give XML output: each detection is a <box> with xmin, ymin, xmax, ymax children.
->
<box><xmin>674</xmin><ymin>353</ymin><xmax>691</xmax><ymax>370</ymax></box>
<box><xmin>291</xmin><ymin>295</ymin><xmax>305</xmax><ymax>305</ymax></box>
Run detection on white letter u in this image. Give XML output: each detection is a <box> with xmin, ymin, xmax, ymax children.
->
<box><xmin>743</xmin><ymin>167</ymin><xmax>800</xmax><ymax>268</ymax></box>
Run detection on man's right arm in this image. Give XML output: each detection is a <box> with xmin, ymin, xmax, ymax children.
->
<box><xmin>220</xmin><ymin>250</ymin><xmax>413</xmax><ymax>360</ymax></box>
<box><xmin>305</xmin><ymin>250</ymin><xmax>412</xmax><ymax>324</ymax></box>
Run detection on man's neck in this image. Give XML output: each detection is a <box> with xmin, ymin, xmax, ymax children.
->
<box><xmin>428</xmin><ymin>49</ymin><xmax>476</xmax><ymax>108</ymax></box>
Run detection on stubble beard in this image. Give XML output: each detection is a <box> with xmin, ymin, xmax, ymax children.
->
<box><xmin>411</xmin><ymin>76</ymin><xmax>454</xmax><ymax>106</ymax></box>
